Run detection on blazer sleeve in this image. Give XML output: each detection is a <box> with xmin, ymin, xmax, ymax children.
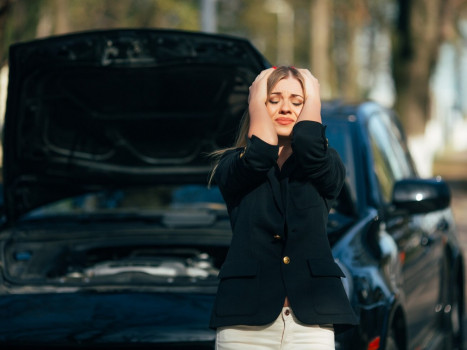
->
<box><xmin>214</xmin><ymin>135</ymin><xmax>279</xmax><ymax>202</ymax></box>
<box><xmin>291</xmin><ymin>120</ymin><xmax>346</xmax><ymax>201</ymax></box>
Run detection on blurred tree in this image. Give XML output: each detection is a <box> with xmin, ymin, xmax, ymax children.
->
<box><xmin>1</xmin><ymin>0</ymin><xmax>46</xmax><ymax>65</ymax></box>
<box><xmin>331</xmin><ymin>0</ymin><xmax>370</xmax><ymax>101</ymax></box>
<box><xmin>217</xmin><ymin>0</ymin><xmax>310</xmax><ymax>67</ymax></box>
<box><xmin>54</xmin><ymin>0</ymin><xmax>70</xmax><ymax>34</ymax></box>
<box><xmin>0</xmin><ymin>0</ymin><xmax>201</xmax><ymax>64</ymax></box>
<box><xmin>221</xmin><ymin>0</ymin><xmax>277</xmax><ymax>63</ymax></box>
<box><xmin>0</xmin><ymin>0</ymin><xmax>12</xmax><ymax>66</ymax></box>
<box><xmin>308</xmin><ymin>0</ymin><xmax>333</xmax><ymax>98</ymax></box>
<box><xmin>36</xmin><ymin>0</ymin><xmax>199</xmax><ymax>35</ymax></box>
<box><xmin>0</xmin><ymin>0</ymin><xmax>465</xmax><ymax>138</ymax></box>
<box><xmin>391</xmin><ymin>0</ymin><xmax>461</xmax><ymax>136</ymax></box>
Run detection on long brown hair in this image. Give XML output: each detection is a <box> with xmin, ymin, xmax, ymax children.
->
<box><xmin>208</xmin><ymin>66</ymin><xmax>305</xmax><ymax>185</ymax></box>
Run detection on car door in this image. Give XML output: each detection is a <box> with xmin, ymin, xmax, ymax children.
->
<box><xmin>366</xmin><ymin>111</ymin><xmax>445</xmax><ymax>347</ymax></box>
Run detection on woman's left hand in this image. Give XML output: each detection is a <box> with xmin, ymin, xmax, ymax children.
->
<box><xmin>297</xmin><ymin>69</ymin><xmax>322</xmax><ymax>124</ymax></box>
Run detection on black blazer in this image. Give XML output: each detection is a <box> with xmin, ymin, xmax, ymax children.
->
<box><xmin>209</xmin><ymin>121</ymin><xmax>358</xmax><ymax>333</ymax></box>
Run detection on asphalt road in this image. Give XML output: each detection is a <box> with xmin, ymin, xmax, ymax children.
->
<box><xmin>448</xmin><ymin>181</ymin><xmax>467</xmax><ymax>348</ymax></box>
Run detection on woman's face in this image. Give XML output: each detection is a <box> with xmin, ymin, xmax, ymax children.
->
<box><xmin>266</xmin><ymin>75</ymin><xmax>304</xmax><ymax>138</ymax></box>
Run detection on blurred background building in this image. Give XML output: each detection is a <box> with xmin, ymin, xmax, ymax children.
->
<box><xmin>0</xmin><ymin>0</ymin><xmax>466</xmax><ymax>179</ymax></box>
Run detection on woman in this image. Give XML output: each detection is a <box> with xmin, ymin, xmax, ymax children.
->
<box><xmin>209</xmin><ymin>66</ymin><xmax>358</xmax><ymax>349</ymax></box>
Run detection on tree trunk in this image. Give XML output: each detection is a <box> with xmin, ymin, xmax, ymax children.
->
<box><xmin>331</xmin><ymin>0</ymin><xmax>368</xmax><ymax>100</ymax></box>
<box><xmin>392</xmin><ymin>0</ymin><xmax>446</xmax><ymax>136</ymax></box>
<box><xmin>309</xmin><ymin>0</ymin><xmax>333</xmax><ymax>98</ymax></box>
<box><xmin>341</xmin><ymin>22</ymin><xmax>359</xmax><ymax>101</ymax></box>
<box><xmin>0</xmin><ymin>0</ymin><xmax>11</xmax><ymax>66</ymax></box>
<box><xmin>54</xmin><ymin>0</ymin><xmax>70</xmax><ymax>34</ymax></box>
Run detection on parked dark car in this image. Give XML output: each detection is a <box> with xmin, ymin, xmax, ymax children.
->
<box><xmin>0</xmin><ymin>29</ymin><xmax>464</xmax><ymax>350</ymax></box>
<box><xmin>324</xmin><ymin>103</ymin><xmax>464</xmax><ymax>350</ymax></box>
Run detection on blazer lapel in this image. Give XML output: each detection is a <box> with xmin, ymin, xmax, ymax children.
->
<box><xmin>267</xmin><ymin>167</ymin><xmax>284</xmax><ymax>215</ymax></box>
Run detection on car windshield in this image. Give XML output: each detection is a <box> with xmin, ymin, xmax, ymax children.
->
<box><xmin>24</xmin><ymin>184</ymin><xmax>226</xmax><ymax>219</ymax></box>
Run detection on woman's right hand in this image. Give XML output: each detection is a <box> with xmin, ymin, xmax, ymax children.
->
<box><xmin>248</xmin><ymin>68</ymin><xmax>274</xmax><ymax>106</ymax></box>
<box><xmin>247</xmin><ymin>68</ymin><xmax>278</xmax><ymax>144</ymax></box>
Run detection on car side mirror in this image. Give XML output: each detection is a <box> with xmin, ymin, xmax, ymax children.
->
<box><xmin>391</xmin><ymin>178</ymin><xmax>451</xmax><ymax>215</ymax></box>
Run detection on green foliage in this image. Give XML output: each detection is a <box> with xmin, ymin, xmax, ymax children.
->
<box><xmin>0</xmin><ymin>0</ymin><xmax>201</xmax><ymax>64</ymax></box>
<box><xmin>2</xmin><ymin>0</ymin><xmax>46</xmax><ymax>64</ymax></box>
<box><xmin>0</xmin><ymin>0</ymin><xmax>463</xmax><ymax>135</ymax></box>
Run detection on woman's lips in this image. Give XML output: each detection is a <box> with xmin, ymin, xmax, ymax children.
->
<box><xmin>275</xmin><ymin>117</ymin><xmax>294</xmax><ymax>125</ymax></box>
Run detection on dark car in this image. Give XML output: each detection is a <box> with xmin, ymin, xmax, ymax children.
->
<box><xmin>0</xmin><ymin>29</ymin><xmax>464</xmax><ymax>350</ymax></box>
<box><xmin>324</xmin><ymin>103</ymin><xmax>465</xmax><ymax>350</ymax></box>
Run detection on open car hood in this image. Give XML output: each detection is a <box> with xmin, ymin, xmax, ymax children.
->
<box><xmin>3</xmin><ymin>29</ymin><xmax>269</xmax><ymax>222</ymax></box>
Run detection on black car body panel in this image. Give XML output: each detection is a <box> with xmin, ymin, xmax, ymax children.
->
<box><xmin>1</xmin><ymin>29</ymin><xmax>464</xmax><ymax>350</ymax></box>
<box><xmin>0</xmin><ymin>292</ymin><xmax>214</xmax><ymax>345</ymax></box>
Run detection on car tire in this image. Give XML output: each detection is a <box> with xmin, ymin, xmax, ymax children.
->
<box><xmin>385</xmin><ymin>331</ymin><xmax>399</xmax><ymax>350</ymax></box>
<box><xmin>445</xmin><ymin>281</ymin><xmax>464</xmax><ymax>350</ymax></box>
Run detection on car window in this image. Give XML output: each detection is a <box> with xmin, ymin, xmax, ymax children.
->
<box><xmin>368</xmin><ymin>112</ymin><xmax>413</xmax><ymax>202</ymax></box>
<box><xmin>325</xmin><ymin>120</ymin><xmax>359</xmax><ymax>219</ymax></box>
<box><xmin>326</xmin><ymin>120</ymin><xmax>356</xmax><ymax>199</ymax></box>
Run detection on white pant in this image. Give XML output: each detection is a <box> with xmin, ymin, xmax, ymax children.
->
<box><xmin>216</xmin><ymin>307</ymin><xmax>335</xmax><ymax>350</ymax></box>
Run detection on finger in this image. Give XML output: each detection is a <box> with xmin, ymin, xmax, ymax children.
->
<box><xmin>298</xmin><ymin>68</ymin><xmax>317</xmax><ymax>82</ymax></box>
<box><xmin>298</xmin><ymin>68</ymin><xmax>319</xmax><ymax>99</ymax></box>
<box><xmin>253</xmin><ymin>68</ymin><xmax>274</xmax><ymax>84</ymax></box>
<box><xmin>249</xmin><ymin>68</ymin><xmax>274</xmax><ymax>103</ymax></box>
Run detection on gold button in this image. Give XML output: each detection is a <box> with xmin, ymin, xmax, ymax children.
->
<box><xmin>283</xmin><ymin>256</ymin><xmax>290</xmax><ymax>264</ymax></box>
<box><xmin>239</xmin><ymin>147</ymin><xmax>246</xmax><ymax>158</ymax></box>
<box><xmin>273</xmin><ymin>234</ymin><xmax>281</xmax><ymax>240</ymax></box>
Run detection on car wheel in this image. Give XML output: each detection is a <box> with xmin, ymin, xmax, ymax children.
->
<box><xmin>445</xmin><ymin>282</ymin><xmax>464</xmax><ymax>350</ymax></box>
<box><xmin>385</xmin><ymin>331</ymin><xmax>399</xmax><ymax>350</ymax></box>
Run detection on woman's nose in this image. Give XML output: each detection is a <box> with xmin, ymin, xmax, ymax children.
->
<box><xmin>280</xmin><ymin>100</ymin><xmax>291</xmax><ymax>113</ymax></box>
